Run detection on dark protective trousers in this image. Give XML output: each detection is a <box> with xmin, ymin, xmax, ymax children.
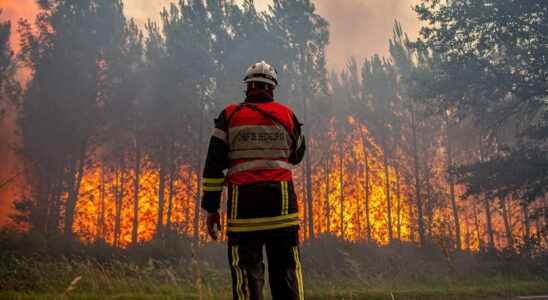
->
<box><xmin>227</xmin><ymin>227</ymin><xmax>304</xmax><ymax>300</ymax></box>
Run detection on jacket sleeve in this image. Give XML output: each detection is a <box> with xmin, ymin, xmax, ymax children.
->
<box><xmin>201</xmin><ymin>110</ymin><xmax>229</xmax><ymax>213</ymax></box>
<box><xmin>288</xmin><ymin>113</ymin><xmax>306</xmax><ymax>165</ymax></box>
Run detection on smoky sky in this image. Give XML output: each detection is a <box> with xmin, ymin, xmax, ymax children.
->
<box><xmin>1</xmin><ymin>0</ymin><xmax>421</xmax><ymax>70</ymax></box>
<box><xmin>314</xmin><ymin>0</ymin><xmax>421</xmax><ymax>70</ymax></box>
<box><xmin>124</xmin><ymin>0</ymin><xmax>421</xmax><ymax>70</ymax></box>
<box><xmin>0</xmin><ymin>0</ymin><xmax>420</xmax><ymax>223</ymax></box>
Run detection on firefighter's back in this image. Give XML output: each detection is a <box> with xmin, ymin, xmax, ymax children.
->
<box><xmin>201</xmin><ymin>61</ymin><xmax>306</xmax><ymax>300</ymax></box>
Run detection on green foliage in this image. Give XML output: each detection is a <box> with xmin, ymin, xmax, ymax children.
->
<box><xmin>0</xmin><ymin>10</ymin><xmax>20</xmax><ymax>119</ymax></box>
<box><xmin>415</xmin><ymin>0</ymin><xmax>548</xmax><ymax>217</ymax></box>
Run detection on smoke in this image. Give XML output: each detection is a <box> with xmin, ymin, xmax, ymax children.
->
<box><xmin>123</xmin><ymin>0</ymin><xmax>422</xmax><ymax>71</ymax></box>
<box><xmin>314</xmin><ymin>0</ymin><xmax>421</xmax><ymax>70</ymax></box>
<box><xmin>0</xmin><ymin>0</ymin><xmax>37</xmax><ymax>224</ymax></box>
<box><xmin>0</xmin><ymin>0</ymin><xmax>421</xmax><ymax>70</ymax></box>
<box><xmin>0</xmin><ymin>0</ymin><xmax>421</xmax><ymax>224</ymax></box>
<box><xmin>0</xmin><ymin>0</ymin><xmax>39</xmax><ymax>53</ymax></box>
<box><xmin>0</xmin><ymin>107</ymin><xmax>21</xmax><ymax>225</ymax></box>
<box><xmin>124</xmin><ymin>0</ymin><xmax>271</xmax><ymax>27</ymax></box>
<box><xmin>123</xmin><ymin>0</ymin><xmax>172</xmax><ymax>26</ymax></box>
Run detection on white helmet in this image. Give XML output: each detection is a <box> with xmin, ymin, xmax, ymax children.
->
<box><xmin>243</xmin><ymin>61</ymin><xmax>278</xmax><ymax>87</ymax></box>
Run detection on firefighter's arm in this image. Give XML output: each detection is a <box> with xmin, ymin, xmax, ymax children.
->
<box><xmin>289</xmin><ymin>114</ymin><xmax>306</xmax><ymax>165</ymax></box>
<box><xmin>201</xmin><ymin>111</ymin><xmax>229</xmax><ymax>213</ymax></box>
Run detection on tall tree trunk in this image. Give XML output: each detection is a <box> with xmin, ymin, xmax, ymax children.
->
<box><xmin>64</xmin><ymin>139</ymin><xmax>87</xmax><ymax>239</ymax></box>
<box><xmin>382</xmin><ymin>141</ymin><xmax>393</xmax><ymax>243</ymax></box>
<box><xmin>339</xmin><ymin>142</ymin><xmax>345</xmax><ymax>238</ymax></box>
<box><xmin>98</xmin><ymin>165</ymin><xmax>106</xmax><ymax>240</ymax></box>
<box><xmin>359</xmin><ymin>129</ymin><xmax>371</xmax><ymax>242</ymax></box>
<box><xmin>535</xmin><ymin>209</ymin><xmax>543</xmax><ymax>244</ymax></box>
<box><xmin>396</xmin><ymin>167</ymin><xmax>402</xmax><ymax>241</ymax></box>
<box><xmin>36</xmin><ymin>163</ymin><xmax>58</xmax><ymax>234</ymax></box>
<box><xmin>46</xmin><ymin>173</ymin><xmax>63</xmax><ymax>235</ymax></box>
<box><xmin>305</xmin><ymin>135</ymin><xmax>314</xmax><ymax>239</ymax></box>
<box><xmin>445</xmin><ymin>117</ymin><xmax>461</xmax><ymax>250</ymax></box>
<box><xmin>500</xmin><ymin>196</ymin><xmax>514</xmax><ymax>248</ymax></box>
<box><xmin>325</xmin><ymin>153</ymin><xmax>331</xmax><ymax>233</ymax></box>
<box><xmin>425</xmin><ymin>174</ymin><xmax>434</xmax><ymax>240</ymax></box>
<box><xmin>411</xmin><ymin>109</ymin><xmax>425</xmax><ymax>246</ymax></box>
<box><xmin>114</xmin><ymin>157</ymin><xmax>126</xmax><ymax>248</ymax></box>
<box><xmin>483</xmin><ymin>197</ymin><xmax>495</xmax><ymax>251</ymax></box>
<box><xmin>194</xmin><ymin>104</ymin><xmax>206</xmax><ymax>238</ymax></box>
<box><xmin>472</xmin><ymin>200</ymin><xmax>483</xmax><ymax>251</ymax></box>
<box><xmin>478</xmin><ymin>137</ymin><xmax>495</xmax><ymax>251</ymax></box>
<box><xmin>542</xmin><ymin>194</ymin><xmax>548</xmax><ymax>247</ymax></box>
<box><xmin>113</xmin><ymin>169</ymin><xmax>120</xmax><ymax>247</ymax></box>
<box><xmin>408</xmin><ymin>201</ymin><xmax>415</xmax><ymax>242</ymax></box>
<box><xmin>166</xmin><ymin>163</ymin><xmax>176</xmax><ymax>231</ymax></box>
<box><xmin>185</xmin><ymin>170</ymin><xmax>193</xmax><ymax>232</ymax></box>
<box><xmin>464</xmin><ymin>220</ymin><xmax>471</xmax><ymax>251</ymax></box>
<box><xmin>352</xmin><ymin>146</ymin><xmax>361</xmax><ymax>236</ymax></box>
<box><xmin>131</xmin><ymin>139</ymin><xmax>141</xmax><ymax>245</ymax></box>
<box><xmin>300</xmin><ymin>48</ymin><xmax>314</xmax><ymax>239</ymax></box>
<box><xmin>156</xmin><ymin>158</ymin><xmax>166</xmax><ymax>238</ymax></box>
<box><xmin>522</xmin><ymin>202</ymin><xmax>531</xmax><ymax>242</ymax></box>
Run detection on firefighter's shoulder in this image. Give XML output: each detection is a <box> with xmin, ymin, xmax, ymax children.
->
<box><xmin>222</xmin><ymin>102</ymin><xmax>242</xmax><ymax>119</ymax></box>
<box><xmin>270</xmin><ymin>100</ymin><xmax>294</xmax><ymax>112</ymax></box>
<box><xmin>270</xmin><ymin>100</ymin><xmax>300</xmax><ymax>125</ymax></box>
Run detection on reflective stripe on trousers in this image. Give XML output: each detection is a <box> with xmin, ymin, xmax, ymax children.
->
<box><xmin>228</xmin><ymin>229</ymin><xmax>303</xmax><ymax>300</ymax></box>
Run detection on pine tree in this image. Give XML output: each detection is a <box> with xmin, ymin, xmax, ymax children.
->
<box><xmin>16</xmin><ymin>0</ymin><xmax>129</xmax><ymax>238</ymax></box>
<box><xmin>268</xmin><ymin>0</ymin><xmax>329</xmax><ymax>238</ymax></box>
<box><xmin>0</xmin><ymin>11</ymin><xmax>20</xmax><ymax>119</ymax></box>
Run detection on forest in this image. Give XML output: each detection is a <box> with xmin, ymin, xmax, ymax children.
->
<box><xmin>0</xmin><ymin>0</ymin><xmax>546</xmax><ymax>299</ymax></box>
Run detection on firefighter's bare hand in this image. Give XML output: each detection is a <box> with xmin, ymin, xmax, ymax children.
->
<box><xmin>206</xmin><ymin>212</ymin><xmax>221</xmax><ymax>240</ymax></box>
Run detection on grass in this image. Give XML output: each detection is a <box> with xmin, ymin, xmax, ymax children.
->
<box><xmin>304</xmin><ymin>277</ymin><xmax>548</xmax><ymax>300</ymax></box>
<box><xmin>1</xmin><ymin>269</ymin><xmax>547</xmax><ymax>300</ymax></box>
<box><xmin>1</xmin><ymin>233</ymin><xmax>547</xmax><ymax>300</ymax></box>
<box><xmin>1</xmin><ymin>280</ymin><xmax>548</xmax><ymax>300</ymax></box>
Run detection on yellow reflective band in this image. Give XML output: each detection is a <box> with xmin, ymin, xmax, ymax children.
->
<box><xmin>203</xmin><ymin>186</ymin><xmax>223</xmax><ymax>192</ymax></box>
<box><xmin>293</xmin><ymin>247</ymin><xmax>304</xmax><ymax>300</ymax></box>
<box><xmin>204</xmin><ymin>178</ymin><xmax>225</xmax><ymax>184</ymax></box>
<box><xmin>282</xmin><ymin>182</ymin><xmax>289</xmax><ymax>215</ymax></box>
<box><xmin>231</xmin><ymin>188</ymin><xmax>235</xmax><ymax>219</ymax></box>
<box><xmin>285</xmin><ymin>182</ymin><xmax>289</xmax><ymax>214</ymax></box>
<box><xmin>231</xmin><ymin>186</ymin><xmax>239</xmax><ymax>219</ymax></box>
<box><xmin>228</xmin><ymin>221</ymin><xmax>300</xmax><ymax>232</ymax></box>
<box><xmin>231</xmin><ymin>246</ymin><xmax>245</xmax><ymax>300</ymax></box>
<box><xmin>280</xmin><ymin>182</ymin><xmax>285</xmax><ymax>215</ymax></box>
<box><xmin>228</xmin><ymin>213</ymin><xmax>299</xmax><ymax>225</ymax></box>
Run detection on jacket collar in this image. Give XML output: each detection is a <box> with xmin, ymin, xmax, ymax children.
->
<box><xmin>245</xmin><ymin>94</ymin><xmax>274</xmax><ymax>103</ymax></box>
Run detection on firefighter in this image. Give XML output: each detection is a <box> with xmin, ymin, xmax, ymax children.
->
<box><xmin>201</xmin><ymin>61</ymin><xmax>306</xmax><ymax>300</ymax></box>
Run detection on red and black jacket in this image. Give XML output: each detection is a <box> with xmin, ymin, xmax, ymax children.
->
<box><xmin>201</xmin><ymin>95</ymin><xmax>306</xmax><ymax>233</ymax></box>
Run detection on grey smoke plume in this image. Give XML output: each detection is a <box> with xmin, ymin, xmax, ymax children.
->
<box><xmin>124</xmin><ymin>0</ymin><xmax>421</xmax><ymax>70</ymax></box>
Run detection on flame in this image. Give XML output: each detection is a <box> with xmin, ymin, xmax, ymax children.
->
<box><xmin>70</xmin><ymin>118</ymin><xmax>414</xmax><ymax>246</ymax></box>
<box><xmin>69</xmin><ymin>117</ymin><xmax>537</xmax><ymax>250</ymax></box>
<box><xmin>74</xmin><ymin>163</ymin><xmax>201</xmax><ymax>245</ymax></box>
<box><xmin>2</xmin><ymin>1</ymin><xmax>539</xmax><ymax>250</ymax></box>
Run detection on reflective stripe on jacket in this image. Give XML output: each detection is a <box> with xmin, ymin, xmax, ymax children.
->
<box><xmin>200</xmin><ymin>95</ymin><xmax>306</xmax><ymax>233</ymax></box>
<box><xmin>224</xmin><ymin>101</ymin><xmax>297</xmax><ymax>185</ymax></box>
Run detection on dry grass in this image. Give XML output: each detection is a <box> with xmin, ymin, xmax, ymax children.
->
<box><xmin>1</xmin><ymin>232</ymin><xmax>547</xmax><ymax>299</ymax></box>
<box><xmin>0</xmin><ymin>255</ymin><xmax>547</xmax><ymax>300</ymax></box>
